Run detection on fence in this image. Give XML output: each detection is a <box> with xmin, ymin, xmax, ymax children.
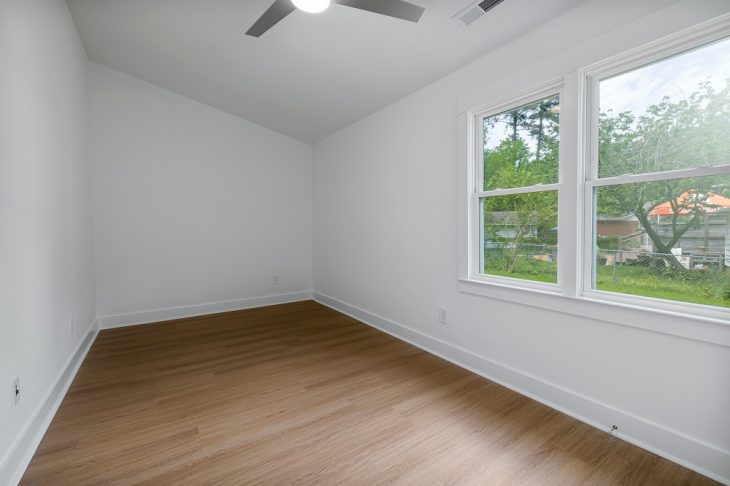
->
<box><xmin>483</xmin><ymin>242</ymin><xmax>557</xmax><ymax>261</ymax></box>
<box><xmin>596</xmin><ymin>249</ymin><xmax>726</xmax><ymax>272</ymax></box>
<box><xmin>483</xmin><ymin>242</ymin><xmax>729</xmax><ymax>306</ymax></box>
<box><xmin>594</xmin><ymin>249</ymin><xmax>728</xmax><ymax>306</ymax></box>
<box><xmin>483</xmin><ymin>242</ymin><xmax>727</xmax><ymax>273</ymax></box>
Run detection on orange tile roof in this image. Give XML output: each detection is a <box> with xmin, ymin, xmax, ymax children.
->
<box><xmin>649</xmin><ymin>191</ymin><xmax>730</xmax><ymax>216</ymax></box>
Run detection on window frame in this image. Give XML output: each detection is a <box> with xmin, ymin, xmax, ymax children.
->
<box><xmin>458</xmin><ymin>14</ymin><xmax>730</xmax><ymax>343</ymax></box>
<box><xmin>466</xmin><ymin>80</ymin><xmax>565</xmax><ymax>293</ymax></box>
<box><xmin>579</xmin><ymin>24</ymin><xmax>730</xmax><ymax>323</ymax></box>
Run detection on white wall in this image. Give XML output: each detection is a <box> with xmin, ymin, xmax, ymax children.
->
<box><xmin>89</xmin><ymin>63</ymin><xmax>313</xmax><ymax>324</ymax></box>
<box><xmin>313</xmin><ymin>0</ymin><xmax>730</xmax><ymax>481</ymax></box>
<box><xmin>0</xmin><ymin>0</ymin><xmax>96</xmax><ymax>478</ymax></box>
<box><xmin>2</xmin><ymin>0</ymin><xmax>728</xmax><ymax>483</ymax></box>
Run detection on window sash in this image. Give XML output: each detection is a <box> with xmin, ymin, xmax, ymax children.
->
<box><xmin>584</xmin><ymin>172</ymin><xmax>730</xmax><ymax>304</ymax></box>
<box><xmin>476</xmin><ymin>190</ymin><xmax>560</xmax><ymax>288</ymax></box>
<box><xmin>473</xmin><ymin>85</ymin><xmax>562</xmax><ymax>193</ymax></box>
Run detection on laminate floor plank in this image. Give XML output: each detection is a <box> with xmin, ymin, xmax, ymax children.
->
<box><xmin>21</xmin><ymin>300</ymin><xmax>719</xmax><ymax>485</ymax></box>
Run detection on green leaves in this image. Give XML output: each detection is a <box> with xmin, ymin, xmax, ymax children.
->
<box><xmin>483</xmin><ymin>95</ymin><xmax>559</xmax><ymax>192</ymax></box>
<box><xmin>481</xmin><ymin>95</ymin><xmax>560</xmax><ymax>281</ymax></box>
<box><xmin>596</xmin><ymin>80</ymin><xmax>730</xmax><ymax>269</ymax></box>
<box><xmin>599</xmin><ymin>80</ymin><xmax>730</xmax><ymax>179</ymax></box>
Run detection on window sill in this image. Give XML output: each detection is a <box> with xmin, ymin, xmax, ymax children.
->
<box><xmin>458</xmin><ymin>278</ymin><xmax>730</xmax><ymax>347</ymax></box>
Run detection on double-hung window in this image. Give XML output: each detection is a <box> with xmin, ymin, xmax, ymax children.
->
<box><xmin>461</xmin><ymin>18</ymin><xmax>730</xmax><ymax>325</ymax></box>
<box><xmin>583</xmin><ymin>34</ymin><xmax>730</xmax><ymax>314</ymax></box>
<box><xmin>470</xmin><ymin>86</ymin><xmax>562</xmax><ymax>290</ymax></box>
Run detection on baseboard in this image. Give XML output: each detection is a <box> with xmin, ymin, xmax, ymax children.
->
<box><xmin>97</xmin><ymin>291</ymin><xmax>314</xmax><ymax>329</ymax></box>
<box><xmin>0</xmin><ymin>321</ymin><xmax>99</xmax><ymax>486</ymax></box>
<box><xmin>313</xmin><ymin>291</ymin><xmax>730</xmax><ymax>485</ymax></box>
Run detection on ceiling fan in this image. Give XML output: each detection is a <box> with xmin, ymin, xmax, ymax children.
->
<box><xmin>246</xmin><ymin>0</ymin><xmax>425</xmax><ymax>37</ymax></box>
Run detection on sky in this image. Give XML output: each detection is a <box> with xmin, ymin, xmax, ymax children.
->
<box><xmin>600</xmin><ymin>36</ymin><xmax>730</xmax><ymax>116</ymax></box>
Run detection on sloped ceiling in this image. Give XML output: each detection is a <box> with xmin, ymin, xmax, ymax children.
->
<box><xmin>67</xmin><ymin>0</ymin><xmax>586</xmax><ymax>142</ymax></box>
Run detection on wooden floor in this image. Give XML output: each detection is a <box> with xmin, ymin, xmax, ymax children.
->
<box><xmin>22</xmin><ymin>301</ymin><xmax>717</xmax><ymax>485</ymax></box>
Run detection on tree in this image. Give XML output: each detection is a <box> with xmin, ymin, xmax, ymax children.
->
<box><xmin>482</xmin><ymin>97</ymin><xmax>560</xmax><ymax>274</ymax></box>
<box><xmin>482</xmin><ymin>82</ymin><xmax>730</xmax><ymax>276</ymax></box>
<box><xmin>597</xmin><ymin>81</ymin><xmax>730</xmax><ymax>269</ymax></box>
<box><xmin>527</xmin><ymin>97</ymin><xmax>559</xmax><ymax>162</ymax></box>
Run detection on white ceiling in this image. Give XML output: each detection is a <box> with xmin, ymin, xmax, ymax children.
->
<box><xmin>67</xmin><ymin>0</ymin><xmax>585</xmax><ymax>143</ymax></box>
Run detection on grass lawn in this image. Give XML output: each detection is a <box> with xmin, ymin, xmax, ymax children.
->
<box><xmin>484</xmin><ymin>256</ymin><xmax>730</xmax><ymax>308</ymax></box>
<box><xmin>595</xmin><ymin>265</ymin><xmax>729</xmax><ymax>308</ymax></box>
<box><xmin>485</xmin><ymin>257</ymin><xmax>557</xmax><ymax>284</ymax></box>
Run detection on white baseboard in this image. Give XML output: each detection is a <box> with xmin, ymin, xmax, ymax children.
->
<box><xmin>313</xmin><ymin>291</ymin><xmax>730</xmax><ymax>485</ymax></box>
<box><xmin>97</xmin><ymin>291</ymin><xmax>314</xmax><ymax>329</ymax></box>
<box><xmin>0</xmin><ymin>321</ymin><xmax>99</xmax><ymax>486</ymax></box>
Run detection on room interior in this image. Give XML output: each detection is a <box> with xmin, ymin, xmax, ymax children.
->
<box><xmin>1</xmin><ymin>0</ymin><xmax>729</xmax><ymax>484</ymax></box>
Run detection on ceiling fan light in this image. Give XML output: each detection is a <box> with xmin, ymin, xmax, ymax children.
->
<box><xmin>292</xmin><ymin>0</ymin><xmax>331</xmax><ymax>14</ymax></box>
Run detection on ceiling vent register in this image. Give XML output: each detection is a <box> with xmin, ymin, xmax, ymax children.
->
<box><xmin>452</xmin><ymin>0</ymin><xmax>506</xmax><ymax>27</ymax></box>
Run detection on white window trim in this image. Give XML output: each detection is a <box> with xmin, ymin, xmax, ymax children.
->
<box><xmin>458</xmin><ymin>14</ymin><xmax>730</xmax><ymax>348</ymax></box>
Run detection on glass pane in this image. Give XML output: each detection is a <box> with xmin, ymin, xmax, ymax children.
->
<box><xmin>599</xmin><ymin>36</ymin><xmax>730</xmax><ymax>178</ymax></box>
<box><xmin>481</xmin><ymin>191</ymin><xmax>558</xmax><ymax>283</ymax></box>
<box><xmin>483</xmin><ymin>95</ymin><xmax>559</xmax><ymax>191</ymax></box>
<box><xmin>594</xmin><ymin>174</ymin><xmax>730</xmax><ymax>308</ymax></box>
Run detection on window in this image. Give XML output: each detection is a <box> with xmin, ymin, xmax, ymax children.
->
<box><xmin>585</xmin><ymin>36</ymin><xmax>730</xmax><ymax>310</ymax></box>
<box><xmin>461</xmin><ymin>18</ymin><xmax>730</xmax><ymax>326</ymax></box>
<box><xmin>475</xmin><ymin>92</ymin><xmax>561</xmax><ymax>286</ymax></box>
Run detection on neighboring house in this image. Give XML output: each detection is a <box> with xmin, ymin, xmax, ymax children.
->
<box><xmin>649</xmin><ymin>191</ymin><xmax>730</xmax><ymax>218</ymax></box>
<box><xmin>649</xmin><ymin>192</ymin><xmax>730</xmax><ymax>257</ymax></box>
<box><xmin>484</xmin><ymin>211</ymin><xmax>541</xmax><ymax>240</ymax></box>
<box><xmin>593</xmin><ymin>192</ymin><xmax>730</xmax><ymax>269</ymax></box>
<box><xmin>596</xmin><ymin>214</ymin><xmax>640</xmax><ymax>238</ymax></box>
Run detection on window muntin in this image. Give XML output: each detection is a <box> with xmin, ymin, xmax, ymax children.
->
<box><xmin>477</xmin><ymin>94</ymin><xmax>560</xmax><ymax>285</ymax></box>
<box><xmin>589</xmin><ymin>38</ymin><xmax>730</xmax><ymax>309</ymax></box>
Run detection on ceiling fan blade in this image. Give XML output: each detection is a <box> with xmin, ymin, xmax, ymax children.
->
<box><xmin>246</xmin><ymin>0</ymin><xmax>296</xmax><ymax>37</ymax></box>
<box><xmin>335</xmin><ymin>0</ymin><xmax>424</xmax><ymax>22</ymax></box>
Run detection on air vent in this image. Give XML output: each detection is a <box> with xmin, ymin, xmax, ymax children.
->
<box><xmin>452</xmin><ymin>0</ymin><xmax>506</xmax><ymax>27</ymax></box>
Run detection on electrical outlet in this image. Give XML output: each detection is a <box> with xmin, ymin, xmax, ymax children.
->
<box><xmin>68</xmin><ymin>315</ymin><xmax>75</xmax><ymax>335</ymax></box>
<box><xmin>272</xmin><ymin>275</ymin><xmax>279</xmax><ymax>285</ymax></box>
<box><xmin>11</xmin><ymin>376</ymin><xmax>20</xmax><ymax>407</ymax></box>
<box><xmin>438</xmin><ymin>308</ymin><xmax>448</xmax><ymax>324</ymax></box>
